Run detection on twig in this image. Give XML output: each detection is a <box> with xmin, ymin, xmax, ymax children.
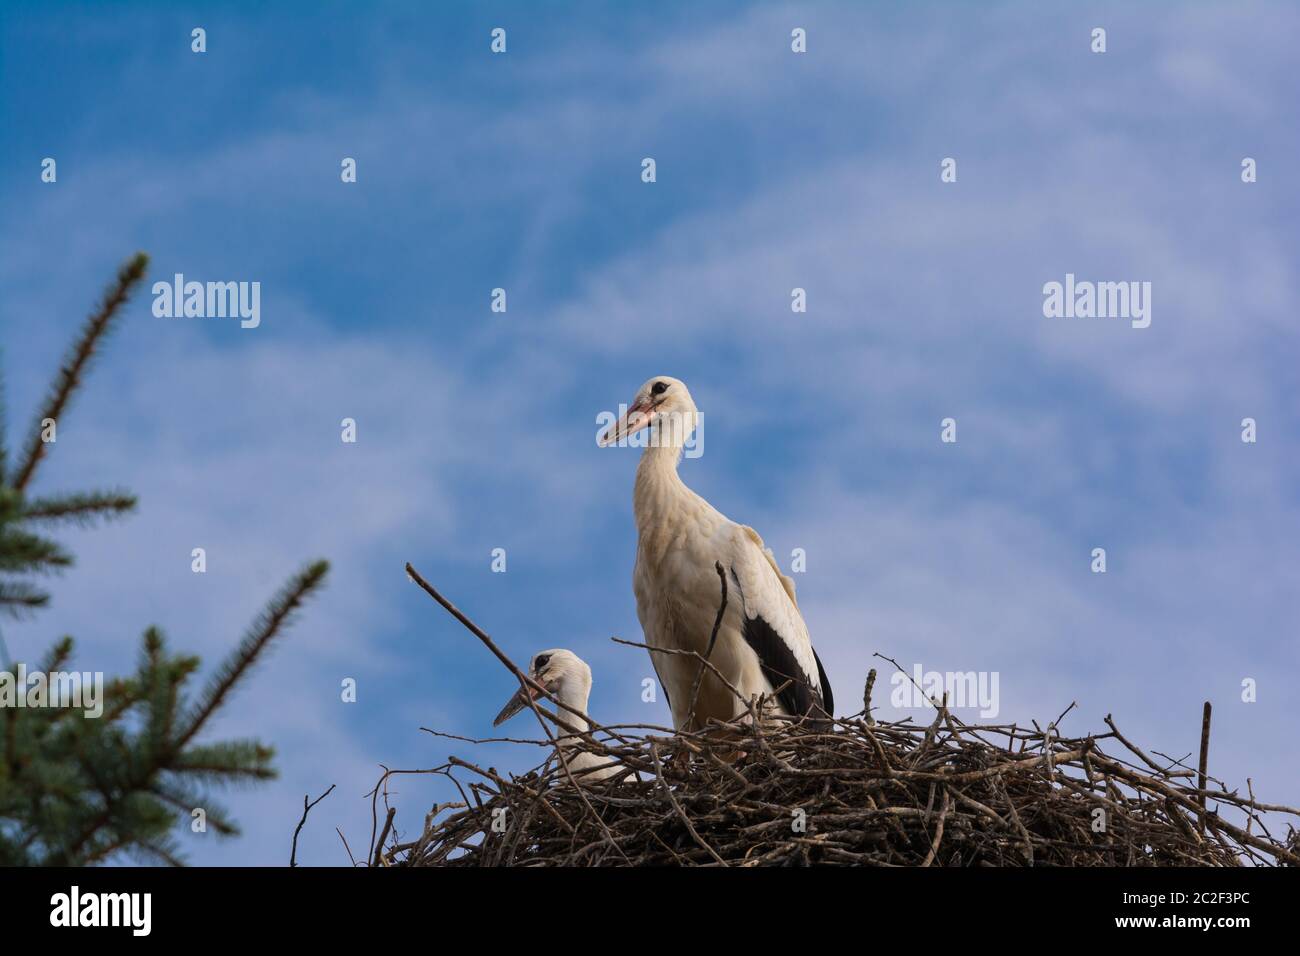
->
<box><xmin>405</xmin><ymin>561</ymin><xmax>630</xmax><ymax>863</ymax></box>
<box><xmin>921</xmin><ymin>788</ymin><xmax>950</xmax><ymax>867</ymax></box>
<box><xmin>290</xmin><ymin>783</ymin><xmax>336</xmax><ymax>867</ymax></box>
<box><xmin>372</xmin><ymin>808</ymin><xmax>397</xmax><ymax>867</ymax></box>
<box><xmin>13</xmin><ymin>253</ymin><xmax>149</xmax><ymax>492</ymax></box>
<box><xmin>862</xmin><ymin>668</ymin><xmax>877</xmax><ymax>724</ymax></box>
<box><xmin>1198</xmin><ymin>701</ymin><xmax>1212</xmax><ymax>836</ymax></box>
<box><xmin>336</xmin><ymin>828</ymin><xmax>357</xmax><ymax>867</ymax></box>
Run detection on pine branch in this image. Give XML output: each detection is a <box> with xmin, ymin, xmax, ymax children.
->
<box><xmin>56</xmin><ymin>761</ymin><xmax>174</xmax><ymax>865</ymax></box>
<box><xmin>0</xmin><ymin>529</ymin><xmax>72</xmax><ymax>573</ymax></box>
<box><xmin>148</xmin><ymin>784</ymin><xmax>238</xmax><ymax>836</ymax></box>
<box><xmin>98</xmin><ymin>676</ymin><xmax>144</xmax><ymax>724</ymax></box>
<box><xmin>10</xmin><ymin>252</ymin><xmax>149</xmax><ymax>493</ymax></box>
<box><xmin>141</xmin><ymin>627</ymin><xmax>184</xmax><ymax>756</ymax></box>
<box><xmin>122</xmin><ymin>835</ymin><xmax>185</xmax><ymax>868</ymax></box>
<box><xmin>21</xmin><ymin>490</ymin><xmax>137</xmax><ymax>525</ymax></box>
<box><xmin>1</xmin><ymin>254</ymin><xmax>334</xmax><ymax>866</ymax></box>
<box><xmin>170</xmin><ymin>741</ymin><xmax>276</xmax><ymax>784</ymax></box>
<box><xmin>174</xmin><ymin>560</ymin><xmax>329</xmax><ymax>750</ymax></box>
<box><xmin>36</xmin><ymin>636</ymin><xmax>75</xmax><ymax>674</ymax></box>
<box><xmin>0</xmin><ymin>581</ymin><xmax>50</xmax><ymax>617</ymax></box>
<box><xmin>0</xmin><ymin>487</ymin><xmax>19</xmax><ymax>522</ymax></box>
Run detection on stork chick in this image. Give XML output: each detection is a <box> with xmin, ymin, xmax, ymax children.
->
<box><xmin>598</xmin><ymin>376</ymin><xmax>834</xmax><ymax>732</ymax></box>
<box><xmin>492</xmin><ymin>649</ymin><xmax>629</xmax><ymax>782</ymax></box>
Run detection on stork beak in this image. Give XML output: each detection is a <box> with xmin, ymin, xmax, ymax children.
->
<box><xmin>598</xmin><ymin>401</ymin><xmax>652</xmax><ymax>447</ymax></box>
<box><xmin>492</xmin><ymin>682</ymin><xmax>540</xmax><ymax>727</ymax></box>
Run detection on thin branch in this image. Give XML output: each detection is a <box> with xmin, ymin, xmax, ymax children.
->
<box><xmin>372</xmin><ymin>808</ymin><xmax>396</xmax><ymax>867</ymax></box>
<box><xmin>175</xmin><ymin>560</ymin><xmax>329</xmax><ymax>750</ymax></box>
<box><xmin>290</xmin><ymin>784</ymin><xmax>336</xmax><ymax>867</ymax></box>
<box><xmin>1198</xmin><ymin>701</ymin><xmax>1212</xmax><ymax>836</ymax></box>
<box><xmin>12</xmin><ymin>253</ymin><xmax>149</xmax><ymax>493</ymax></box>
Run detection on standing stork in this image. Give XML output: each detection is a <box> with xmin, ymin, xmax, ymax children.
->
<box><xmin>598</xmin><ymin>376</ymin><xmax>834</xmax><ymax>731</ymax></box>
<box><xmin>492</xmin><ymin>649</ymin><xmax>630</xmax><ymax>782</ymax></box>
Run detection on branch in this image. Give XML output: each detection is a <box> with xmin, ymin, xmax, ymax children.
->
<box><xmin>403</xmin><ymin>562</ymin><xmax>591</xmax><ymax>736</ymax></box>
<box><xmin>21</xmin><ymin>490</ymin><xmax>137</xmax><ymax>525</ymax></box>
<box><xmin>1198</xmin><ymin>701</ymin><xmax>1212</xmax><ymax>836</ymax></box>
<box><xmin>404</xmin><ymin>561</ymin><xmax>632</xmax><ymax>863</ymax></box>
<box><xmin>291</xmin><ymin>784</ymin><xmax>336</xmax><ymax>867</ymax></box>
<box><xmin>12</xmin><ymin>253</ymin><xmax>149</xmax><ymax>493</ymax></box>
<box><xmin>372</xmin><ymin>807</ymin><xmax>396</xmax><ymax>867</ymax></box>
<box><xmin>175</xmin><ymin>560</ymin><xmax>329</xmax><ymax>751</ymax></box>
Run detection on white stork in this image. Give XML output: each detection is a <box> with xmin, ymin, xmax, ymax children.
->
<box><xmin>598</xmin><ymin>376</ymin><xmax>834</xmax><ymax>731</ymax></box>
<box><xmin>492</xmin><ymin>649</ymin><xmax>630</xmax><ymax>781</ymax></box>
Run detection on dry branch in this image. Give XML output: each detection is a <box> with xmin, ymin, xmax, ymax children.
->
<box><xmin>290</xmin><ymin>784</ymin><xmax>336</xmax><ymax>867</ymax></box>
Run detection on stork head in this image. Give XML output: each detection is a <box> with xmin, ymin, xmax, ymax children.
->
<box><xmin>492</xmin><ymin>648</ymin><xmax>592</xmax><ymax>727</ymax></box>
<box><xmin>597</xmin><ymin>376</ymin><xmax>699</xmax><ymax>449</ymax></box>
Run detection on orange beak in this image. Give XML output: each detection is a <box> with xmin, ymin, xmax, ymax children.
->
<box><xmin>598</xmin><ymin>401</ymin><xmax>653</xmax><ymax>447</ymax></box>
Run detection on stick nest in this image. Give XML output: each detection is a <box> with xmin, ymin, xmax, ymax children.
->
<box><xmin>382</xmin><ymin>566</ymin><xmax>1297</xmax><ymax>867</ymax></box>
<box><xmin>378</xmin><ymin>703</ymin><xmax>1300</xmax><ymax>868</ymax></box>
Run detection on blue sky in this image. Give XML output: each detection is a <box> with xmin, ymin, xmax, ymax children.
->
<box><xmin>2</xmin><ymin>1</ymin><xmax>1296</xmax><ymax>865</ymax></box>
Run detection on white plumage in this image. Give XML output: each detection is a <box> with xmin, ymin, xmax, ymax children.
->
<box><xmin>599</xmin><ymin>376</ymin><xmax>834</xmax><ymax>731</ymax></box>
<box><xmin>492</xmin><ymin>648</ymin><xmax>630</xmax><ymax>782</ymax></box>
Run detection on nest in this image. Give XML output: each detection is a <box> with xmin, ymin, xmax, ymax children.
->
<box><xmin>381</xmin><ymin>564</ymin><xmax>1299</xmax><ymax>867</ymax></box>
<box><xmin>378</xmin><ymin>701</ymin><xmax>1299</xmax><ymax>868</ymax></box>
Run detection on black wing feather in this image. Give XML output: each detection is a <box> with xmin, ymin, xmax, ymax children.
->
<box><xmin>812</xmin><ymin>646</ymin><xmax>834</xmax><ymax>717</ymax></box>
<box><xmin>740</xmin><ymin>612</ymin><xmax>829</xmax><ymax>719</ymax></box>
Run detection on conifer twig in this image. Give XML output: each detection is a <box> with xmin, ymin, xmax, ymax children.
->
<box><xmin>12</xmin><ymin>252</ymin><xmax>149</xmax><ymax>493</ymax></box>
<box><xmin>21</xmin><ymin>490</ymin><xmax>137</xmax><ymax>524</ymax></box>
<box><xmin>2</xmin><ymin>254</ymin><xmax>332</xmax><ymax>866</ymax></box>
<box><xmin>175</xmin><ymin>560</ymin><xmax>329</xmax><ymax>750</ymax></box>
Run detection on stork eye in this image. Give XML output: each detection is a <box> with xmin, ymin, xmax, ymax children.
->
<box><xmin>533</xmin><ymin>655</ymin><xmax>551</xmax><ymax>672</ymax></box>
<box><xmin>651</xmin><ymin>381</ymin><xmax>669</xmax><ymax>396</ymax></box>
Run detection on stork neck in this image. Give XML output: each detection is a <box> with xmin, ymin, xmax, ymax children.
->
<box><xmin>634</xmin><ymin>443</ymin><xmax>689</xmax><ymax>534</ymax></box>
<box><xmin>553</xmin><ymin>685</ymin><xmax>592</xmax><ymax>738</ymax></box>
